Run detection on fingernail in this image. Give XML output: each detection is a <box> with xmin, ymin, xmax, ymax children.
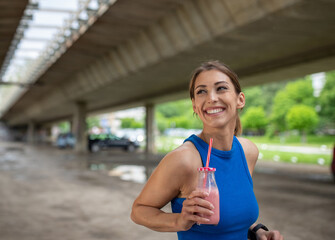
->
<box><xmin>210</xmin><ymin>204</ymin><xmax>214</xmax><ymax>209</ymax></box>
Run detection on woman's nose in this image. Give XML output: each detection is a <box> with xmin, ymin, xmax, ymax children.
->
<box><xmin>207</xmin><ymin>90</ymin><xmax>218</xmax><ymax>102</ymax></box>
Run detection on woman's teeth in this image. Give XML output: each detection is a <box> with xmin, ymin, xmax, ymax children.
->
<box><xmin>206</xmin><ymin>108</ymin><xmax>224</xmax><ymax>114</ymax></box>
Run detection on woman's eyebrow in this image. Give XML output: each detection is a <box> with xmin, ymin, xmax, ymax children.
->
<box><xmin>195</xmin><ymin>81</ymin><xmax>228</xmax><ymax>89</ymax></box>
<box><xmin>195</xmin><ymin>84</ymin><xmax>206</xmax><ymax>90</ymax></box>
<box><xmin>215</xmin><ymin>81</ymin><xmax>229</xmax><ymax>85</ymax></box>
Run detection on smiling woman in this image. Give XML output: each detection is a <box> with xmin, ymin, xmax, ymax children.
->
<box><xmin>131</xmin><ymin>61</ymin><xmax>283</xmax><ymax>240</ymax></box>
<box><xmin>189</xmin><ymin>62</ymin><xmax>245</xmax><ymax>137</ymax></box>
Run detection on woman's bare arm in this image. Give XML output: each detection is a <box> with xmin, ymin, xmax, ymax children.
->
<box><xmin>131</xmin><ymin>145</ymin><xmax>213</xmax><ymax>232</ymax></box>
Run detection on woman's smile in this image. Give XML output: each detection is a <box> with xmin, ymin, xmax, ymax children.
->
<box><xmin>204</xmin><ymin>107</ymin><xmax>226</xmax><ymax>115</ymax></box>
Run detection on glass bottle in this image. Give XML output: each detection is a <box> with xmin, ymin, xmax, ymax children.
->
<box><xmin>197</xmin><ymin>167</ymin><xmax>220</xmax><ymax>225</ymax></box>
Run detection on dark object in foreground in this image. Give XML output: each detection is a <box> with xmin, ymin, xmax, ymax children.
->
<box><xmin>88</xmin><ymin>134</ymin><xmax>140</xmax><ymax>153</ymax></box>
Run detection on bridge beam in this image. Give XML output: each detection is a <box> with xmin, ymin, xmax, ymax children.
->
<box><xmin>27</xmin><ymin>121</ymin><xmax>35</xmax><ymax>144</ymax></box>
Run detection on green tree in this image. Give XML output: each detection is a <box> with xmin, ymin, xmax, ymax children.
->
<box><xmin>86</xmin><ymin>116</ymin><xmax>101</xmax><ymax>130</ymax></box>
<box><xmin>271</xmin><ymin>77</ymin><xmax>316</xmax><ymax>132</ymax></box>
<box><xmin>241</xmin><ymin>107</ymin><xmax>268</xmax><ymax>134</ymax></box>
<box><xmin>285</xmin><ymin>77</ymin><xmax>315</xmax><ymax>106</ymax></box>
<box><xmin>120</xmin><ymin>117</ymin><xmax>143</xmax><ymax>129</ymax></box>
<box><xmin>169</xmin><ymin>116</ymin><xmax>191</xmax><ymax>129</ymax></box>
<box><xmin>156</xmin><ymin>99</ymin><xmax>202</xmax><ymax>133</ymax></box>
<box><xmin>242</xmin><ymin>81</ymin><xmax>287</xmax><ymax>114</ymax></box>
<box><xmin>156</xmin><ymin>99</ymin><xmax>192</xmax><ymax>118</ymax></box>
<box><xmin>319</xmin><ymin>71</ymin><xmax>335</xmax><ymax>126</ymax></box>
<box><xmin>285</xmin><ymin>105</ymin><xmax>319</xmax><ymax>142</ymax></box>
<box><xmin>58</xmin><ymin>121</ymin><xmax>70</xmax><ymax>133</ymax></box>
<box><xmin>243</xmin><ymin>87</ymin><xmax>265</xmax><ymax>110</ymax></box>
<box><xmin>271</xmin><ymin>90</ymin><xmax>295</xmax><ymax>131</ymax></box>
<box><xmin>156</xmin><ymin>111</ymin><xmax>169</xmax><ymax>133</ymax></box>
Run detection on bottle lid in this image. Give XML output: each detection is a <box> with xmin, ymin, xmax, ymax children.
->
<box><xmin>197</xmin><ymin>167</ymin><xmax>216</xmax><ymax>172</ymax></box>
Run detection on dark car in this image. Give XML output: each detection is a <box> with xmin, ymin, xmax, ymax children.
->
<box><xmin>88</xmin><ymin>134</ymin><xmax>140</xmax><ymax>153</ymax></box>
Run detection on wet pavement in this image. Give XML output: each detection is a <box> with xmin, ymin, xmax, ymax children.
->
<box><xmin>0</xmin><ymin>141</ymin><xmax>334</xmax><ymax>240</ymax></box>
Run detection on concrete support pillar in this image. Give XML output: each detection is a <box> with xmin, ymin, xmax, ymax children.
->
<box><xmin>43</xmin><ymin>126</ymin><xmax>52</xmax><ymax>144</ymax></box>
<box><xmin>73</xmin><ymin>102</ymin><xmax>87</xmax><ymax>153</ymax></box>
<box><xmin>27</xmin><ymin>121</ymin><xmax>35</xmax><ymax>144</ymax></box>
<box><xmin>145</xmin><ymin>103</ymin><xmax>155</xmax><ymax>154</ymax></box>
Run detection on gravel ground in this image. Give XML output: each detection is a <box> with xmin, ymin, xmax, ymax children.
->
<box><xmin>0</xmin><ymin>141</ymin><xmax>334</xmax><ymax>240</ymax></box>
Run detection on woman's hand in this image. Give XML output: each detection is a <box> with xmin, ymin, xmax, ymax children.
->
<box><xmin>256</xmin><ymin>229</ymin><xmax>284</xmax><ymax>240</ymax></box>
<box><xmin>177</xmin><ymin>190</ymin><xmax>214</xmax><ymax>231</ymax></box>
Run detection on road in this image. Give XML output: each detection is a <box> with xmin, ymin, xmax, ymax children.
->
<box><xmin>0</xmin><ymin>141</ymin><xmax>334</xmax><ymax>240</ymax></box>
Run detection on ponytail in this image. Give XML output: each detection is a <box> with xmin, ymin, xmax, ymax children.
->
<box><xmin>235</xmin><ymin>115</ymin><xmax>242</xmax><ymax>136</ymax></box>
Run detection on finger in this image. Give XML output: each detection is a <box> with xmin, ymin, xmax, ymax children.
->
<box><xmin>181</xmin><ymin>212</ymin><xmax>211</xmax><ymax>224</ymax></box>
<box><xmin>187</xmin><ymin>190</ymin><xmax>209</xmax><ymax>199</ymax></box>
<box><xmin>270</xmin><ymin>230</ymin><xmax>283</xmax><ymax>240</ymax></box>
<box><xmin>184</xmin><ymin>197</ymin><xmax>214</xmax><ymax>210</ymax></box>
<box><xmin>183</xmin><ymin>204</ymin><xmax>214</xmax><ymax>217</ymax></box>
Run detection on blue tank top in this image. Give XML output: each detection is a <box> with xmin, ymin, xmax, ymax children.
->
<box><xmin>171</xmin><ymin>135</ymin><xmax>259</xmax><ymax>240</ymax></box>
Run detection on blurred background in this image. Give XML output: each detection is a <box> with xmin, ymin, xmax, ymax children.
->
<box><xmin>0</xmin><ymin>0</ymin><xmax>334</xmax><ymax>239</ymax></box>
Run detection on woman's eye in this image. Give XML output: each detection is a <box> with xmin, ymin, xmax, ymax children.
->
<box><xmin>196</xmin><ymin>89</ymin><xmax>206</xmax><ymax>95</ymax></box>
<box><xmin>217</xmin><ymin>86</ymin><xmax>227</xmax><ymax>91</ymax></box>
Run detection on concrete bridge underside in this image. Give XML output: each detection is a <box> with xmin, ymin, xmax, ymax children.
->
<box><xmin>3</xmin><ymin>0</ymin><xmax>335</xmax><ymax>126</ymax></box>
<box><xmin>1</xmin><ymin>0</ymin><xmax>335</xmax><ymax>152</ymax></box>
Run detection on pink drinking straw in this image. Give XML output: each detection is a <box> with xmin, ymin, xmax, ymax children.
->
<box><xmin>205</xmin><ymin>138</ymin><xmax>213</xmax><ymax>169</ymax></box>
<box><xmin>202</xmin><ymin>138</ymin><xmax>213</xmax><ymax>188</ymax></box>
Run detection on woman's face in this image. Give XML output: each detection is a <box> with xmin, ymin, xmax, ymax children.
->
<box><xmin>192</xmin><ymin>70</ymin><xmax>245</xmax><ymax>130</ymax></box>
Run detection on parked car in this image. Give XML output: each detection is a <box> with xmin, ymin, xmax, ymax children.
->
<box><xmin>88</xmin><ymin>133</ymin><xmax>140</xmax><ymax>153</ymax></box>
<box><xmin>56</xmin><ymin>133</ymin><xmax>76</xmax><ymax>149</ymax></box>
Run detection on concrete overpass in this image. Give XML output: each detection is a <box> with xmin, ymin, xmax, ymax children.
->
<box><xmin>1</xmin><ymin>0</ymin><xmax>335</xmax><ymax>151</ymax></box>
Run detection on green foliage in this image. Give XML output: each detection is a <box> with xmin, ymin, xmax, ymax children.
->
<box><xmin>285</xmin><ymin>77</ymin><xmax>315</xmax><ymax>106</ymax></box>
<box><xmin>58</xmin><ymin>121</ymin><xmax>70</xmax><ymax>133</ymax></box>
<box><xmin>271</xmin><ymin>90</ymin><xmax>295</xmax><ymax>131</ymax></box>
<box><xmin>319</xmin><ymin>71</ymin><xmax>335</xmax><ymax>124</ymax></box>
<box><xmin>241</xmin><ymin>106</ymin><xmax>268</xmax><ymax>131</ymax></box>
<box><xmin>120</xmin><ymin>117</ymin><xmax>143</xmax><ymax>129</ymax></box>
<box><xmin>271</xmin><ymin>77</ymin><xmax>316</xmax><ymax>131</ymax></box>
<box><xmin>286</xmin><ymin>105</ymin><xmax>319</xmax><ymax>131</ymax></box>
<box><xmin>156</xmin><ymin>100</ymin><xmax>192</xmax><ymax>118</ymax></box>
<box><xmin>156</xmin><ymin>111</ymin><xmax>169</xmax><ymax>133</ymax></box>
<box><xmin>155</xmin><ymin>100</ymin><xmax>202</xmax><ymax>133</ymax></box>
<box><xmin>243</xmin><ymin>87</ymin><xmax>265</xmax><ymax>110</ymax></box>
<box><xmin>242</xmin><ymin>81</ymin><xmax>287</xmax><ymax>116</ymax></box>
<box><xmin>86</xmin><ymin>116</ymin><xmax>101</xmax><ymax>130</ymax></box>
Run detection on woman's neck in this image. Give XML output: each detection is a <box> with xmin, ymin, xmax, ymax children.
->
<box><xmin>199</xmin><ymin>127</ymin><xmax>234</xmax><ymax>151</ymax></box>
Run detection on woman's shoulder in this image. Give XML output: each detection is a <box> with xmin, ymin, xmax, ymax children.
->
<box><xmin>236</xmin><ymin>137</ymin><xmax>259</xmax><ymax>162</ymax></box>
<box><xmin>160</xmin><ymin>140</ymin><xmax>201</xmax><ymax>171</ymax></box>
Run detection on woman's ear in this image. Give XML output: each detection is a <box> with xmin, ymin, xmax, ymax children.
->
<box><xmin>237</xmin><ymin>92</ymin><xmax>245</xmax><ymax>109</ymax></box>
<box><xmin>192</xmin><ymin>98</ymin><xmax>197</xmax><ymax>114</ymax></box>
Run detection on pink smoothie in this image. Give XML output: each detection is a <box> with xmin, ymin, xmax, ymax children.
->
<box><xmin>200</xmin><ymin>188</ymin><xmax>220</xmax><ymax>225</ymax></box>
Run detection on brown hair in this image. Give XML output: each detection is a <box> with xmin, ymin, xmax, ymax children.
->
<box><xmin>189</xmin><ymin>60</ymin><xmax>243</xmax><ymax>136</ymax></box>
